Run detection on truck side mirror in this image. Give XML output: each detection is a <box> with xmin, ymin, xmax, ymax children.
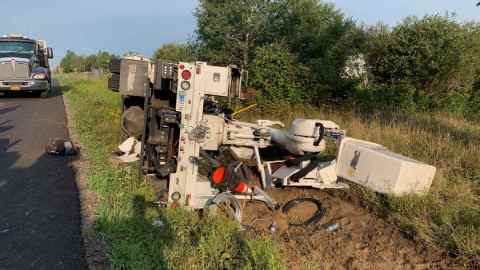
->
<box><xmin>47</xmin><ymin>48</ymin><xmax>54</xmax><ymax>59</ymax></box>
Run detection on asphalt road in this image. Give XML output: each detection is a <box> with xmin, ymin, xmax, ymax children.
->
<box><xmin>0</xmin><ymin>86</ymin><xmax>86</xmax><ymax>270</ymax></box>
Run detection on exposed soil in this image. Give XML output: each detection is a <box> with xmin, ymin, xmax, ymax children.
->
<box><xmin>243</xmin><ymin>187</ymin><xmax>458</xmax><ymax>270</ymax></box>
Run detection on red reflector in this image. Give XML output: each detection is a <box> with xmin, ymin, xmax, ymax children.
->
<box><xmin>179</xmin><ymin>64</ymin><xmax>185</xmax><ymax>70</ymax></box>
<box><xmin>212</xmin><ymin>166</ymin><xmax>226</xmax><ymax>185</ymax></box>
<box><xmin>182</xmin><ymin>70</ymin><xmax>192</xmax><ymax>80</ymax></box>
<box><xmin>233</xmin><ymin>182</ymin><xmax>249</xmax><ymax>194</ymax></box>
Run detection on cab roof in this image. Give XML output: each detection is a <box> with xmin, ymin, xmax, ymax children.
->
<box><xmin>0</xmin><ymin>36</ymin><xmax>35</xmax><ymax>43</ymax></box>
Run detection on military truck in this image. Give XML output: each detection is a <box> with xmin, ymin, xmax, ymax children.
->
<box><xmin>0</xmin><ymin>34</ymin><xmax>53</xmax><ymax>97</ymax></box>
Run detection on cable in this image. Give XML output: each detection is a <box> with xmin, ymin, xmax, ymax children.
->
<box><xmin>205</xmin><ymin>192</ymin><xmax>243</xmax><ymax>223</ymax></box>
<box><xmin>282</xmin><ymin>198</ymin><xmax>326</xmax><ymax>227</ymax></box>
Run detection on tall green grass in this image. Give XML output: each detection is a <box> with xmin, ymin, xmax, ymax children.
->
<box><xmin>58</xmin><ymin>74</ymin><xmax>285</xmax><ymax>270</ymax></box>
<box><xmin>240</xmin><ymin>106</ymin><xmax>480</xmax><ymax>266</ymax></box>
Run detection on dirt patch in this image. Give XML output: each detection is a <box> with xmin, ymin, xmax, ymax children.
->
<box><xmin>63</xmin><ymin>94</ymin><xmax>110</xmax><ymax>270</ymax></box>
<box><xmin>243</xmin><ymin>187</ymin><xmax>457</xmax><ymax>270</ymax></box>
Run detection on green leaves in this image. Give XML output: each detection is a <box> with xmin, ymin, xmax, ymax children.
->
<box><xmin>59</xmin><ymin>50</ymin><xmax>115</xmax><ymax>73</ymax></box>
<box><xmin>153</xmin><ymin>43</ymin><xmax>195</xmax><ymax>62</ymax></box>
<box><xmin>250</xmin><ymin>43</ymin><xmax>306</xmax><ymax>106</ymax></box>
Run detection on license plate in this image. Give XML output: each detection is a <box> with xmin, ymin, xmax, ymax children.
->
<box><xmin>10</xmin><ymin>85</ymin><xmax>21</xmax><ymax>91</ymax></box>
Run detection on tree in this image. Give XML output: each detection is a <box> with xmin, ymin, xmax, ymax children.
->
<box><xmin>266</xmin><ymin>0</ymin><xmax>366</xmax><ymax>101</ymax></box>
<box><xmin>84</xmin><ymin>55</ymin><xmax>97</xmax><ymax>72</ymax></box>
<box><xmin>195</xmin><ymin>0</ymin><xmax>271</xmax><ymax>68</ymax></box>
<box><xmin>95</xmin><ymin>51</ymin><xmax>113</xmax><ymax>72</ymax></box>
<box><xmin>250</xmin><ymin>43</ymin><xmax>307</xmax><ymax>106</ymax></box>
<box><xmin>365</xmin><ymin>15</ymin><xmax>469</xmax><ymax>97</ymax></box>
<box><xmin>60</xmin><ymin>50</ymin><xmax>77</xmax><ymax>73</ymax></box>
<box><xmin>153</xmin><ymin>43</ymin><xmax>195</xmax><ymax>62</ymax></box>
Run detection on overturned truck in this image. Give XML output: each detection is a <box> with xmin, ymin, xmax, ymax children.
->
<box><xmin>107</xmin><ymin>55</ymin><xmax>436</xmax><ymax>211</ymax></box>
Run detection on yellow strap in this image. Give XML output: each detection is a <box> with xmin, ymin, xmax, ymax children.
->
<box><xmin>232</xmin><ymin>104</ymin><xmax>257</xmax><ymax>117</ymax></box>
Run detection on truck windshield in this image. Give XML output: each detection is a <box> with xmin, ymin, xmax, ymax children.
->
<box><xmin>0</xmin><ymin>41</ymin><xmax>35</xmax><ymax>58</ymax></box>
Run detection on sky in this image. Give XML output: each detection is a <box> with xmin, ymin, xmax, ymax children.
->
<box><xmin>1</xmin><ymin>0</ymin><xmax>479</xmax><ymax>66</ymax></box>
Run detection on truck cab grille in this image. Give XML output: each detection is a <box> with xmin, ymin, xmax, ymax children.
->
<box><xmin>0</xmin><ymin>62</ymin><xmax>30</xmax><ymax>80</ymax></box>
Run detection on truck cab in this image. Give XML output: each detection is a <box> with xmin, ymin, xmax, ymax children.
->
<box><xmin>0</xmin><ymin>34</ymin><xmax>53</xmax><ymax>96</ymax></box>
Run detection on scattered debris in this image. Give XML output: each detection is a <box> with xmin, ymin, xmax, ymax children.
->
<box><xmin>111</xmin><ymin>137</ymin><xmax>141</xmax><ymax>165</ymax></box>
<box><xmin>326</xmin><ymin>223</ymin><xmax>340</xmax><ymax>232</ymax></box>
<box><xmin>152</xmin><ymin>218</ymin><xmax>165</xmax><ymax>228</ymax></box>
<box><xmin>269</xmin><ymin>221</ymin><xmax>278</xmax><ymax>233</ymax></box>
<box><xmin>46</xmin><ymin>138</ymin><xmax>78</xmax><ymax>156</ymax></box>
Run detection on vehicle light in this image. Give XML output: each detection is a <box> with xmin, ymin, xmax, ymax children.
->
<box><xmin>181</xmin><ymin>70</ymin><xmax>192</xmax><ymax>80</ymax></box>
<box><xmin>212</xmin><ymin>166</ymin><xmax>226</xmax><ymax>185</ymax></box>
<box><xmin>171</xmin><ymin>192</ymin><xmax>181</xmax><ymax>201</ymax></box>
<box><xmin>33</xmin><ymin>73</ymin><xmax>47</xmax><ymax>80</ymax></box>
<box><xmin>181</xmin><ymin>81</ymin><xmax>191</xmax><ymax>90</ymax></box>
<box><xmin>233</xmin><ymin>182</ymin><xmax>249</xmax><ymax>194</ymax></box>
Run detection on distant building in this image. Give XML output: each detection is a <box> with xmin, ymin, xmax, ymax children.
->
<box><xmin>342</xmin><ymin>54</ymin><xmax>368</xmax><ymax>87</ymax></box>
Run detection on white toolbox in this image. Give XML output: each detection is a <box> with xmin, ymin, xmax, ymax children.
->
<box><xmin>336</xmin><ymin>137</ymin><xmax>436</xmax><ymax>196</ymax></box>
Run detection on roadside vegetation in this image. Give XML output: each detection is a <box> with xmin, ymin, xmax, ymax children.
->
<box><xmin>59</xmin><ymin>50</ymin><xmax>115</xmax><ymax>73</ymax></box>
<box><xmin>58</xmin><ymin>0</ymin><xmax>480</xmax><ymax>267</ymax></box>
<box><xmin>59</xmin><ymin>74</ymin><xmax>285</xmax><ymax>270</ymax></box>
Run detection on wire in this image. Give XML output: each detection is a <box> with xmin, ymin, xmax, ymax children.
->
<box><xmin>282</xmin><ymin>198</ymin><xmax>326</xmax><ymax>227</ymax></box>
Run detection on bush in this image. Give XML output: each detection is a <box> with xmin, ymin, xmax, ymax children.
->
<box><xmin>250</xmin><ymin>43</ymin><xmax>307</xmax><ymax>107</ymax></box>
<box><xmin>153</xmin><ymin>43</ymin><xmax>195</xmax><ymax>62</ymax></box>
<box><xmin>364</xmin><ymin>15</ymin><xmax>480</xmax><ymax>114</ymax></box>
<box><xmin>356</xmin><ymin>84</ymin><xmax>416</xmax><ymax>114</ymax></box>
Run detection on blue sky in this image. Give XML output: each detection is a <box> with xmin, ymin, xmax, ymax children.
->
<box><xmin>1</xmin><ymin>0</ymin><xmax>479</xmax><ymax>66</ymax></box>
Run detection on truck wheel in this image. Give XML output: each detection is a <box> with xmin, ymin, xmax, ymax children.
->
<box><xmin>40</xmin><ymin>84</ymin><xmax>52</xmax><ymax>98</ymax></box>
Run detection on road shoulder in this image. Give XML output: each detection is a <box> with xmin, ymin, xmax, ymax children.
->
<box><xmin>62</xmin><ymin>92</ymin><xmax>109</xmax><ymax>270</ymax></box>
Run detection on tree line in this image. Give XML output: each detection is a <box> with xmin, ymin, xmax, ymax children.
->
<box><xmin>59</xmin><ymin>50</ymin><xmax>115</xmax><ymax>73</ymax></box>
<box><xmin>186</xmin><ymin>0</ymin><xmax>480</xmax><ymax>115</ymax></box>
<box><xmin>60</xmin><ymin>0</ymin><xmax>480</xmax><ymax>116</ymax></box>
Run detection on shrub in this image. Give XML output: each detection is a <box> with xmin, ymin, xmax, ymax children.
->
<box><xmin>250</xmin><ymin>43</ymin><xmax>307</xmax><ymax>107</ymax></box>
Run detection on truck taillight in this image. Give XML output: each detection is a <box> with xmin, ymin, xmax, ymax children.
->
<box><xmin>181</xmin><ymin>70</ymin><xmax>192</xmax><ymax>80</ymax></box>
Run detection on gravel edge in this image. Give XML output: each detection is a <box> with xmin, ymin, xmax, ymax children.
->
<box><xmin>62</xmin><ymin>88</ymin><xmax>110</xmax><ymax>270</ymax></box>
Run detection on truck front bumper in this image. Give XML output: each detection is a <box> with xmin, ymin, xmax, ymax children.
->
<box><xmin>0</xmin><ymin>80</ymin><xmax>49</xmax><ymax>92</ymax></box>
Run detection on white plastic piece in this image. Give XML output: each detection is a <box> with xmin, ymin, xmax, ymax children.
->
<box><xmin>336</xmin><ymin>137</ymin><xmax>436</xmax><ymax>196</ymax></box>
<box><xmin>118</xmin><ymin>137</ymin><xmax>137</xmax><ymax>154</ymax></box>
<box><xmin>114</xmin><ymin>137</ymin><xmax>142</xmax><ymax>164</ymax></box>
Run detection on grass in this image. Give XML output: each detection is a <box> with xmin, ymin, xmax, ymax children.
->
<box><xmin>58</xmin><ymin>74</ymin><xmax>285</xmax><ymax>270</ymax></box>
<box><xmin>240</xmin><ymin>105</ymin><xmax>480</xmax><ymax>267</ymax></box>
